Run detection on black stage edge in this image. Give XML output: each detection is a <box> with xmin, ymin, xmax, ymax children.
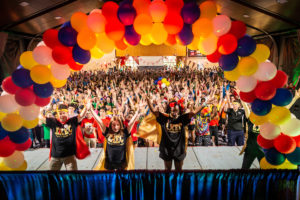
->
<box><xmin>0</xmin><ymin>170</ymin><xmax>299</xmax><ymax>200</ymax></box>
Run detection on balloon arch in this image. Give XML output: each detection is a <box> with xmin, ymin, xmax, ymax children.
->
<box><xmin>0</xmin><ymin>0</ymin><xmax>299</xmax><ymax>170</ymax></box>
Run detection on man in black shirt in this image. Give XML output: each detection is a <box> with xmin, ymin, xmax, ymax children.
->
<box><xmin>146</xmin><ymin>97</ymin><xmax>203</xmax><ymax>170</ymax></box>
<box><xmin>46</xmin><ymin>103</ymin><xmax>90</xmax><ymax>170</ymax></box>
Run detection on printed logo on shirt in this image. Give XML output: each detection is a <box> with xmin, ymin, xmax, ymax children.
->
<box><xmin>166</xmin><ymin>123</ymin><xmax>182</xmax><ymax>134</ymax></box>
<box><xmin>55</xmin><ymin>125</ymin><xmax>72</xmax><ymax>138</ymax></box>
<box><xmin>252</xmin><ymin>125</ymin><xmax>260</xmax><ymax>134</ymax></box>
<box><xmin>107</xmin><ymin>133</ymin><xmax>125</xmax><ymax>146</ymax></box>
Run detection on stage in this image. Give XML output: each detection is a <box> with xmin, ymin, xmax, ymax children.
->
<box><xmin>23</xmin><ymin>147</ymin><xmax>259</xmax><ymax>170</ymax></box>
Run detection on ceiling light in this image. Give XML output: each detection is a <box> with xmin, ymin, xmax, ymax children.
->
<box><xmin>243</xmin><ymin>14</ymin><xmax>250</xmax><ymax>18</ymax></box>
<box><xmin>19</xmin><ymin>2</ymin><xmax>29</xmax><ymax>7</ymax></box>
<box><xmin>55</xmin><ymin>16</ymin><xmax>62</xmax><ymax>20</ymax></box>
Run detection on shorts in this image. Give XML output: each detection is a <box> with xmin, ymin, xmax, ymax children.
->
<box><xmin>159</xmin><ymin>152</ymin><xmax>186</xmax><ymax>162</ymax></box>
<box><xmin>188</xmin><ymin>125</ymin><xmax>195</xmax><ymax>131</ymax></box>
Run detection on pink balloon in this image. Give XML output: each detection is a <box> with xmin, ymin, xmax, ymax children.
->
<box><xmin>212</xmin><ymin>15</ymin><xmax>231</xmax><ymax>37</ymax></box>
<box><xmin>15</xmin><ymin>138</ymin><xmax>32</xmax><ymax>151</ymax></box>
<box><xmin>2</xmin><ymin>76</ymin><xmax>20</xmax><ymax>94</ymax></box>
<box><xmin>0</xmin><ymin>94</ymin><xmax>19</xmax><ymax>113</ymax></box>
<box><xmin>87</xmin><ymin>12</ymin><xmax>106</xmax><ymax>33</ymax></box>
<box><xmin>35</xmin><ymin>96</ymin><xmax>51</xmax><ymax>107</ymax></box>
<box><xmin>149</xmin><ymin>0</ymin><xmax>168</xmax><ymax>23</ymax></box>
<box><xmin>15</xmin><ymin>88</ymin><xmax>36</xmax><ymax>106</ymax></box>
<box><xmin>50</xmin><ymin>63</ymin><xmax>71</xmax><ymax>80</ymax></box>
<box><xmin>0</xmin><ymin>136</ymin><xmax>16</xmax><ymax>157</ymax></box>
<box><xmin>3</xmin><ymin>151</ymin><xmax>24</xmax><ymax>169</ymax></box>
<box><xmin>19</xmin><ymin>104</ymin><xmax>40</xmax><ymax>121</ymax></box>
<box><xmin>253</xmin><ymin>62</ymin><xmax>277</xmax><ymax>81</ymax></box>
<box><xmin>33</xmin><ymin>45</ymin><xmax>53</xmax><ymax>65</ymax></box>
<box><xmin>260</xmin><ymin>122</ymin><xmax>281</xmax><ymax>140</ymax></box>
<box><xmin>236</xmin><ymin>76</ymin><xmax>257</xmax><ymax>92</ymax></box>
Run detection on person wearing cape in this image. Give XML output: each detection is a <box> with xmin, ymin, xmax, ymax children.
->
<box><xmin>135</xmin><ymin>97</ymin><xmax>203</xmax><ymax>170</ymax></box>
<box><xmin>91</xmin><ymin>107</ymin><xmax>140</xmax><ymax>170</ymax></box>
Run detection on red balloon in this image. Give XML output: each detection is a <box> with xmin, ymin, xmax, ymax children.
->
<box><xmin>68</xmin><ymin>59</ymin><xmax>83</xmax><ymax>71</ymax></box>
<box><xmin>274</xmin><ymin>133</ymin><xmax>296</xmax><ymax>154</ymax></box>
<box><xmin>115</xmin><ymin>39</ymin><xmax>128</xmax><ymax>50</ymax></box>
<box><xmin>165</xmin><ymin>34</ymin><xmax>177</xmax><ymax>45</ymax></box>
<box><xmin>43</xmin><ymin>29</ymin><xmax>61</xmax><ymax>49</ymax></box>
<box><xmin>2</xmin><ymin>76</ymin><xmax>20</xmax><ymax>94</ymax></box>
<box><xmin>165</xmin><ymin>0</ymin><xmax>184</xmax><ymax>13</ymax></box>
<box><xmin>257</xmin><ymin>134</ymin><xmax>274</xmax><ymax>149</ymax></box>
<box><xmin>229</xmin><ymin>21</ymin><xmax>246</xmax><ymax>39</ymax></box>
<box><xmin>158</xmin><ymin>80</ymin><xmax>162</xmax><ymax>85</ymax></box>
<box><xmin>15</xmin><ymin>88</ymin><xmax>36</xmax><ymax>106</ymax></box>
<box><xmin>269</xmin><ymin>70</ymin><xmax>288</xmax><ymax>88</ymax></box>
<box><xmin>207</xmin><ymin>50</ymin><xmax>221</xmax><ymax>63</ymax></box>
<box><xmin>239</xmin><ymin>90</ymin><xmax>256</xmax><ymax>103</ymax></box>
<box><xmin>0</xmin><ymin>136</ymin><xmax>16</xmax><ymax>157</ymax></box>
<box><xmin>52</xmin><ymin>45</ymin><xmax>72</xmax><ymax>64</ymax></box>
<box><xmin>217</xmin><ymin>34</ymin><xmax>238</xmax><ymax>55</ymax></box>
<box><xmin>35</xmin><ymin>96</ymin><xmax>51</xmax><ymax>107</ymax></box>
<box><xmin>254</xmin><ymin>81</ymin><xmax>276</xmax><ymax>101</ymax></box>
<box><xmin>164</xmin><ymin>11</ymin><xmax>184</xmax><ymax>34</ymax></box>
<box><xmin>15</xmin><ymin>138</ymin><xmax>32</xmax><ymax>151</ymax></box>
<box><xmin>293</xmin><ymin>135</ymin><xmax>300</xmax><ymax>147</ymax></box>
<box><xmin>105</xmin><ymin>18</ymin><xmax>125</xmax><ymax>41</ymax></box>
<box><xmin>102</xmin><ymin>1</ymin><xmax>119</xmax><ymax>20</ymax></box>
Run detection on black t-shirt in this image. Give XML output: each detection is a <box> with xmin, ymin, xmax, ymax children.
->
<box><xmin>46</xmin><ymin>117</ymin><xmax>79</xmax><ymax>158</ymax></box>
<box><xmin>103</xmin><ymin>128</ymin><xmax>130</xmax><ymax>170</ymax></box>
<box><xmin>226</xmin><ymin>108</ymin><xmax>245</xmax><ymax>131</ymax></box>
<box><xmin>156</xmin><ymin>113</ymin><xmax>191</xmax><ymax>161</ymax></box>
<box><xmin>246</xmin><ymin>120</ymin><xmax>263</xmax><ymax>154</ymax></box>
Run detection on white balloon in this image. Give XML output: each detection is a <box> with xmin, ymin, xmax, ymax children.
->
<box><xmin>0</xmin><ymin>94</ymin><xmax>20</xmax><ymax>113</ymax></box>
<box><xmin>19</xmin><ymin>104</ymin><xmax>41</xmax><ymax>121</ymax></box>
<box><xmin>260</xmin><ymin>122</ymin><xmax>281</xmax><ymax>140</ymax></box>
<box><xmin>253</xmin><ymin>62</ymin><xmax>277</xmax><ymax>81</ymax></box>
<box><xmin>161</xmin><ymin>83</ymin><xmax>166</xmax><ymax>88</ymax></box>
<box><xmin>280</xmin><ymin>118</ymin><xmax>300</xmax><ymax>137</ymax></box>
<box><xmin>3</xmin><ymin>151</ymin><xmax>24</xmax><ymax>169</ymax></box>
<box><xmin>33</xmin><ymin>45</ymin><xmax>53</xmax><ymax>65</ymax></box>
<box><xmin>212</xmin><ymin>15</ymin><xmax>231</xmax><ymax>37</ymax></box>
<box><xmin>236</xmin><ymin>76</ymin><xmax>257</xmax><ymax>92</ymax></box>
<box><xmin>50</xmin><ymin>62</ymin><xmax>71</xmax><ymax>80</ymax></box>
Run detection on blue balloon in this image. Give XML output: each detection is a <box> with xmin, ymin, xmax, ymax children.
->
<box><xmin>264</xmin><ymin>148</ymin><xmax>285</xmax><ymax>165</ymax></box>
<box><xmin>286</xmin><ymin>147</ymin><xmax>300</xmax><ymax>165</ymax></box>
<box><xmin>124</xmin><ymin>25</ymin><xmax>141</xmax><ymax>45</ymax></box>
<box><xmin>251</xmin><ymin>99</ymin><xmax>272</xmax><ymax>116</ymax></box>
<box><xmin>12</xmin><ymin>68</ymin><xmax>34</xmax><ymax>88</ymax></box>
<box><xmin>61</xmin><ymin>21</ymin><xmax>71</xmax><ymax>28</ymax></box>
<box><xmin>181</xmin><ymin>2</ymin><xmax>200</xmax><ymax>24</ymax></box>
<box><xmin>154</xmin><ymin>80</ymin><xmax>158</xmax><ymax>85</ymax></box>
<box><xmin>117</xmin><ymin>1</ymin><xmax>136</xmax><ymax>25</ymax></box>
<box><xmin>58</xmin><ymin>26</ymin><xmax>78</xmax><ymax>46</ymax></box>
<box><xmin>158</xmin><ymin>77</ymin><xmax>162</xmax><ymax>81</ymax></box>
<box><xmin>33</xmin><ymin>83</ymin><xmax>54</xmax><ymax>98</ymax></box>
<box><xmin>0</xmin><ymin>124</ymin><xmax>8</xmax><ymax>140</ymax></box>
<box><xmin>270</xmin><ymin>88</ymin><xmax>293</xmax><ymax>107</ymax></box>
<box><xmin>219</xmin><ymin>52</ymin><xmax>239</xmax><ymax>71</ymax></box>
<box><xmin>237</xmin><ymin>35</ymin><xmax>256</xmax><ymax>57</ymax></box>
<box><xmin>8</xmin><ymin>127</ymin><xmax>30</xmax><ymax>144</ymax></box>
<box><xmin>72</xmin><ymin>44</ymin><xmax>91</xmax><ymax>64</ymax></box>
<box><xmin>178</xmin><ymin>24</ymin><xmax>194</xmax><ymax>45</ymax></box>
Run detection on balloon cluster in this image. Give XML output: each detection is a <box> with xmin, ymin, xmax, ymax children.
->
<box><xmin>154</xmin><ymin>77</ymin><xmax>170</xmax><ymax>88</ymax></box>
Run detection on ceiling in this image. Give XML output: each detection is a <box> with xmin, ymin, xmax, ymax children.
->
<box><xmin>0</xmin><ymin>0</ymin><xmax>299</xmax><ymax>38</ymax></box>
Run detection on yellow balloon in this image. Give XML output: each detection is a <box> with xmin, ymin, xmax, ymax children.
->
<box><xmin>249</xmin><ymin>112</ymin><xmax>268</xmax><ymax>125</ymax></box>
<box><xmin>0</xmin><ymin>112</ymin><xmax>6</xmax><ymax>122</ymax></box>
<box><xmin>162</xmin><ymin>78</ymin><xmax>167</xmax><ymax>83</ymax></box>
<box><xmin>192</xmin><ymin>18</ymin><xmax>213</xmax><ymax>38</ymax></box>
<box><xmin>187</xmin><ymin>37</ymin><xmax>200</xmax><ymax>50</ymax></box>
<box><xmin>1</xmin><ymin>113</ymin><xmax>23</xmax><ymax>132</ymax></box>
<box><xmin>30</xmin><ymin>65</ymin><xmax>51</xmax><ymax>84</ymax></box>
<box><xmin>0</xmin><ymin>161</ymin><xmax>10</xmax><ymax>171</ymax></box>
<box><xmin>198</xmin><ymin>34</ymin><xmax>218</xmax><ymax>55</ymax></box>
<box><xmin>90</xmin><ymin>47</ymin><xmax>104</xmax><ymax>59</ymax></box>
<box><xmin>23</xmin><ymin>118</ymin><xmax>39</xmax><ymax>129</ymax></box>
<box><xmin>237</xmin><ymin>56</ymin><xmax>258</xmax><ymax>76</ymax></box>
<box><xmin>77</xmin><ymin>28</ymin><xmax>97</xmax><ymax>50</ymax></box>
<box><xmin>260</xmin><ymin>157</ymin><xmax>297</xmax><ymax>169</ymax></box>
<box><xmin>140</xmin><ymin>34</ymin><xmax>152</xmax><ymax>46</ymax></box>
<box><xmin>224</xmin><ymin>67</ymin><xmax>240</xmax><ymax>81</ymax></box>
<box><xmin>268</xmin><ymin>106</ymin><xmax>291</xmax><ymax>125</ymax></box>
<box><xmin>96</xmin><ymin>33</ymin><xmax>115</xmax><ymax>53</ymax></box>
<box><xmin>250</xmin><ymin>44</ymin><xmax>270</xmax><ymax>64</ymax></box>
<box><xmin>13</xmin><ymin>160</ymin><xmax>28</xmax><ymax>171</ymax></box>
<box><xmin>20</xmin><ymin>51</ymin><xmax>38</xmax><ymax>70</ymax></box>
<box><xmin>50</xmin><ymin>75</ymin><xmax>67</xmax><ymax>88</ymax></box>
<box><xmin>200</xmin><ymin>1</ymin><xmax>217</xmax><ymax>19</ymax></box>
<box><xmin>150</xmin><ymin>23</ymin><xmax>168</xmax><ymax>45</ymax></box>
<box><xmin>0</xmin><ymin>160</ymin><xmax>27</xmax><ymax>171</ymax></box>
<box><xmin>166</xmin><ymin>82</ymin><xmax>170</xmax><ymax>86</ymax></box>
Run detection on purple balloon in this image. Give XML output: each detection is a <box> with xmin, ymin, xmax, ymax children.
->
<box><xmin>58</xmin><ymin>26</ymin><xmax>78</xmax><ymax>46</ymax></box>
<box><xmin>33</xmin><ymin>83</ymin><xmax>54</xmax><ymax>98</ymax></box>
<box><xmin>12</xmin><ymin>68</ymin><xmax>34</xmax><ymax>88</ymax></box>
<box><xmin>178</xmin><ymin>24</ymin><xmax>194</xmax><ymax>45</ymax></box>
<box><xmin>124</xmin><ymin>25</ymin><xmax>141</xmax><ymax>46</ymax></box>
<box><xmin>181</xmin><ymin>2</ymin><xmax>200</xmax><ymax>24</ymax></box>
<box><xmin>118</xmin><ymin>1</ymin><xmax>136</xmax><ymax>26</ymax></box>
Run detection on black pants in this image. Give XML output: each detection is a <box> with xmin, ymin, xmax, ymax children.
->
<box><xmin>242</xmin><ymin>147</ymin><xmax>264</xmax><ymax>169</ymax></box>
<box><xmin>209</xmin><ymin>126</ymin><xmax>219</xmax><ymax>146</ymax></box>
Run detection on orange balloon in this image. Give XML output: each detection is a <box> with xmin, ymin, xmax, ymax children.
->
<box><xmin>133</xmin><ymin>0</ymin><xmax>151</xmax><ymax>15</ymax></box>
<box><xmin>133</xmin><ymin>14</ymin><xmax>153</xmax><ymax>35</ymax></box>
<box><xmin>198</xmin><ymin>34</ymin><xmax>218</xmax><ymax>55</ymax></box>
<box><xmin>150</xmin><ymin>23</ymin><xmax>168</xmax><ymax>45</ymax></box>
<box><xmin>70</xmin><ymin>12</ymin><xmax>88</xmax><ymax>32</ymax></box>
<box><xmin>192</xmin><ymin>18</ymin><xmax>213</xmax><ymax>38</ymax></box>
<box><xmin>188</xmin><ymin>37</ymin><xmax>200</xmax><ymax>50</ymax></box>
<box><xmin>164</xmin><ymin>11</ymin><xmax>184</xmax><ymax>34</ymax></box>
<box><xmin>115</xmin><ymin>39</ymin><xmax>128</xmax><ymax>50</ymax></box>
<box><xmin>77</xmin><ymin>28</ymin><xmax>96</xmax><ymax>50</ymax></box>
<box><xmin>105</xmin><ymin>18</ymin><xmax>125</xmax><ymax>41</ymax></box>
<box><xmin>96</xmin><ymin>33</ymin><xmax>115</xmax><ymax>53</ymax></box>
<box><xmin>149</xmin><ymin>0</ymin><xmax>167</xmax><ymax>23</ymax></box>
<box><xmin>200</xmin><ymin>1</ymin><xmax>217</xmax><ymax>19</ymax></box>
<box><xmin>165</xmin><ymin>34</ymin><xmax>177</xmax><ymax>46</ymax></box>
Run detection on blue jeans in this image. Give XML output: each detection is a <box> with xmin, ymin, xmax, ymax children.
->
<box><xmin>227</xmin><ymin>130</ymin><xmax>244</xmax><ymax>146</ymax></box>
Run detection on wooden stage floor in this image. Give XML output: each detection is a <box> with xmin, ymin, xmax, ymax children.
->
<box><xmin>24</xmin><ymin>147</ymin><xmax>259</xmax><ymax>170</ymax></box>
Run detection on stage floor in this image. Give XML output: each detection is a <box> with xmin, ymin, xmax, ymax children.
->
<box><xmin>24</xmin><ymin>146</ymin><xmax>259</xmax><ymax>170</ymax></box>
